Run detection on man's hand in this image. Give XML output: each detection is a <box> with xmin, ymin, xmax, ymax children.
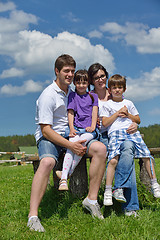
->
<box><xmin>126</xmin><ymin>122</ymin><xmax>138</xmax><ymax>134</ymax></box>
<box><xmin>70</xmin><ymin>140</ymin><xmax>87</xmax><ymax>156</ymax></box>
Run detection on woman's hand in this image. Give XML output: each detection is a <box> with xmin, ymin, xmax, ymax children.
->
<box><xmin>126</xmin><ymin>122</ymin><xmax>138</xmax><ymax>134</ymax></box>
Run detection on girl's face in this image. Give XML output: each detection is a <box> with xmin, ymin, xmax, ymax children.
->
<box><xmin>92</xmin><ymin>69</ymin><xmax>107</xmax><ymax>91</ymax></box>
<box><xmin>75</xmin><ymin>79</ymin><xmax>89</xmax><ymax>95</ymax></box>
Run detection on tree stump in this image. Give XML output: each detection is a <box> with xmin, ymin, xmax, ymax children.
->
<box><xmin>53</xmin><ymin>153</ymin><xmax>88</xmax><ymax>198</ymax></box>
<box><xmin>139</xmin><ymin>158</ymin><xmax>153</xmax><ymax>191</ymax></box>
<box><xmin>69</xmin><ymin>155</ymin><xmax>88</xmax><ymax>198</ymax></box>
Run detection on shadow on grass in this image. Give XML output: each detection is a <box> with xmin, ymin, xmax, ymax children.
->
<box><xmin>40</xmin><ymin>185</ymin><xmax>81</xmax><ymax>219</ymax></box>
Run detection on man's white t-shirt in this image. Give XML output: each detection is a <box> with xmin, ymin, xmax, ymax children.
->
<box><xmin>100</xmin><ymin>99</ymin><xmax>139</xmax><ymax>135</ymax></box>
<box><xmin>34</xmin><ymin>80</ymin><xmax>71</xmax><ymax>142</ymax></box>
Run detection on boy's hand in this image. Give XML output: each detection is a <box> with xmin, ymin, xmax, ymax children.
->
<box><xmin>118</xmin><ymin>105</ymin><xmax>128</xmax><ymax>118</ymax></box>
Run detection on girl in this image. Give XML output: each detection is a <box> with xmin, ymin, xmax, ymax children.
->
<box><xmin>57</xmin><ymin>69</ymin><xmax>99</xmax><ymax>190</ymax></box>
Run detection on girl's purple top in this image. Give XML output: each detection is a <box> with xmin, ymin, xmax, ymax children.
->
<box><xmin>67</xmin><ymin>91</ymin><xmax>98</xmax><ymax>129</ymax></box>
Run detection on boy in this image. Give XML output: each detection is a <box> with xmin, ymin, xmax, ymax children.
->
<box><xmin>101</xmin><ymin>74</ymin><xmax>160</xmax><ymax>206</ymax></box>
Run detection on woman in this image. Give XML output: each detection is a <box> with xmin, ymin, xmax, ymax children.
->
<box><xmin>88</xmin><ymin>63</ymin><xmax>139</xmax><ymax>216</ymax></box>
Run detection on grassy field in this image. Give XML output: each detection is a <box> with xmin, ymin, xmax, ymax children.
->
<box><xmin>0</xmin><ymin>159</ymin><xmax>160</xmax><ymax>240</ymax></box>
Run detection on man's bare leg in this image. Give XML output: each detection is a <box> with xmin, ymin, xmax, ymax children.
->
<box><xmin>87</xmin><ymin>141</ymin><xmax>106</xmax><ymax>200</ymax></box>
<box><xmin>82</xmin><ymin>141</ymin><xmax>106</xmax><ymax>219</ymax></box>
<box><xmin>29</xmin><ymin>157</ymin><xmax>56</xmax><ymax>217</ymax></box>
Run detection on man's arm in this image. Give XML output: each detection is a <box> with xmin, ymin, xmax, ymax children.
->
<box><xmin>40</xmin><ymin>124</ymin><xmax>86</xmax><ymax>156</ymax></box>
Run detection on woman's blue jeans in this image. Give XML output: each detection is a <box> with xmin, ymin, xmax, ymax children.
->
<box><xmin>114</xmin><ymin>140</ymin><xmax>139</xmax><ymax>211</ymax></box>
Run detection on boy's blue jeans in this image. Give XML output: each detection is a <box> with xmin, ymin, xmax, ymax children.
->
<box><xmin>114</xmin><ymin>140</ymin><xmax>139</xmax><ymax>211</ymax></box>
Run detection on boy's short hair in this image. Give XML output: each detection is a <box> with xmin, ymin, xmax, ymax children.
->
<box><xmin>54</xmin><ymin>54</ymin><xmax>76</xmax><ymax>74</ymax></box>
<box><xmin>108</xmin><ymin>74</ymin><xmax>126</xmax><ymax>90</ymax></box>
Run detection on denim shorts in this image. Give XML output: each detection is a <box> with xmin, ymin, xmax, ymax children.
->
<box><xmin>74</xmin><ymin>126</ymin><xmax>99</xmax><ymax>139</ymax></box>
<box><xmin>87</xmin><ymin>130</ymin><xmax>109</xmax><ymax>154</ymax></box>
<box><xmin>37</xmin><ymin>136</ymin><xmax>67</xmax><ymax>162</ymax></box>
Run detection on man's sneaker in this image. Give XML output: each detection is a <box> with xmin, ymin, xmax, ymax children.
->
<box><xmin>151</xmin><ymin>182</ymin><xmax>160</xmax><ymax>198</ymax></box>
<box><xmin>103</xmin><ymin>189</ymin><xmax>113</xmax><ymax>206</ymax></box>
<box><xmin>125</xmin><ymin>210</ymin><xmax>138</xmax><ymax>217</ymax></box>
<box><xmin>82</xmin><ymin>198</ymin><xmax>104</xmax><ymax>219</ymax></box>
<box><xmin>112</xmin><ymin>188</ymin><xmax>126</xmax><ymax>203</ymax></box>
<box><xmin>27</xmin><ymin>216</ymin><xmax>45</xmax><ymax>232</ymax></box>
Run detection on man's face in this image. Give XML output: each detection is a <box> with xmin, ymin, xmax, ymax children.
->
<box><xmin>55</xmin><ymin>65</ymin><xmax>75</xmax><ymax>86</ymax></box>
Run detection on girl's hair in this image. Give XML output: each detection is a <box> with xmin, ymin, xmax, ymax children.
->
<box><xmin>88</xmin><ymin>63</ymin><xmax>109</xmax><ymax>85</ymax></box>
<box><xmin>74</xmin><ymin>69</ymin><xmax>94</xmax><ymax>103</ymax></box>
<box><xmin>54</xmin><ymin>54</ymin><xmax>76</xmax><ymax>74</ymax></box>
<box><xmin>108</xmin><ymin>74</ymin><xmax>126</xmax><ymax>90</ymax></box>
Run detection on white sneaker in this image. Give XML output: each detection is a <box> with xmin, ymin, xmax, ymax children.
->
<box><xmin>82</xmin><ymin>198</ymin><xmax>104</xmax><ymax>219</ymax></box>
<box><xmin>27</xmin><ymin>216</ymin><xmax>45</xmax><ymax>232</ymax></box>
<box><xmin>125</xmin><ymin>210</ymin><xmax>138</xmax><ymax>217</ymax></box>
<box><xmin>151</xmin><ymin>182</ymin><xmax>160</xmax><ymax>198</ymax></box>
<box><xmin>112</xmin><ymin>188</ymin><xmax>126</xmax><ymax>203</ymax></box>
<box><xmin>103</xmin><ymin>189</ymin><xmax>113</xmax><ymax>206</ymax></box>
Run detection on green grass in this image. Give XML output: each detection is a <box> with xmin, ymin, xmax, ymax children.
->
<box><xmin>0</xmin><ymin>160</ymin><xmax>160</xmax><ymax>240</ymax></box>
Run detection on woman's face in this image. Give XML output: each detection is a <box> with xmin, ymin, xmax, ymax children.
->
<box><xmin>92</xmin><ymin>69</ymin><xmax>107</xmax><ymax>90</ymax></box>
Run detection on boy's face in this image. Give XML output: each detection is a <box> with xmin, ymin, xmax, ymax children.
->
<box><xmin>109</xmin><ymin>85</ymin><xmax>125</xmax><ymax>99</ymax></box>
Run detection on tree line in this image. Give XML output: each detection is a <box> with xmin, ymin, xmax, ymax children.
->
<box><xmin>0</xmin><ymin>124</ymin><xmax>159</xmax><ymax>152</ymax></box>
<box><xmin>0</xmin><ymin>134</ymin><xmax>36</xmax><ymax>152</ymax></box>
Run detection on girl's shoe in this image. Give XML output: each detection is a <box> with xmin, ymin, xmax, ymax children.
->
<box><xmin>58</xmin><ymin>179</ymin><xmax>68</xmax><ymax>191</ymax></box>
<box><xmin>56</xmin><ymin>170</ymin><xmax>62</xmax><ymax>179</ymax></box>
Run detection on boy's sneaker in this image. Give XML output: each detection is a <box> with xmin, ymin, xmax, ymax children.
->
<box><xmin>112</xmin><ymin>188</ymin><xmax>126</xmax><ymax>203</ymax></box>
<box><xmin>125</xmin><ymin>210</ymin><xmax>138</xmax><ymax>217</ymax></box>
<box><xmin>151</xmin><ymin>182</ymin><xmax>160</xmax><ymax>198</ymax></box>
<box><xmin>27</xmin><ymin>216</ymin><xmax>45</xmax><ymax>232</ymax></box>
<box><xmin>103</xmin><ymin>189</ymin><xmax>113</xmax><ymax>206</ymax></box>
<box><xmin>82</xmin><ymin>198</ymin><xmax>104</xmax><ymax>219</ymax></box>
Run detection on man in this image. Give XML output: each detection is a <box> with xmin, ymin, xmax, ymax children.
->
<box><xmin>27</xmin><ymin>54</ymin><xmax>106</xmax><ymax>232</ymax></box>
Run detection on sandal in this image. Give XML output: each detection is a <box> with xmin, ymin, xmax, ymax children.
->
<box><xmin>56</xmin><ymin>170</ymin><xmax>62</xmax><ymax>179</ymax></box>
<box><xmin>58</xmin><ymin>179</ymin><xmax>68</xmax><ymax>191</ymax></box>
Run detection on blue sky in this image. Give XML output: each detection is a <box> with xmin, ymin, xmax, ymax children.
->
<box><xmin>0</xmin><ymin>0</ymin><xmax>160</xmax><ymax>136</ymax></box>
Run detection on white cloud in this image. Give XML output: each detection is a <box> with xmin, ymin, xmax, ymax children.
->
<box><xmin>100</xmin><ymin>22</ymin><xmax>126</xmax><ymax>34</ymax></box>
<box><xmin>88</xmin><ymin>30</ymin><xmax>103</xmax><ymax>39</ymax></box>
<box><xmin>0</xmin><ymin>80</ymin><xmax>44</xmax><ymax>96</ymax></box>
<box><xmin>0</xmin><ymin>1</ymin><xmax>16</xmax><ymax>12</ymax></box>
<box><xmin>99</xmin><ymin>22</ymin><xmax>160</xmax><ymax>54</ymax></box>
<box><xmin>124</xmin><ymin>67</ymin><xmax>160</xmax><ymax>101</ymax></box>
<box><xmin>0</xmin><ymin>5</ymin><xmax>115</xmax><ymax>81</ymax></box>
<box><xmin>62</xmin><ymin>12</ymin><xmax>80</xmax><ymax>22</ymax></box>
<box><xmin>0</xmin><ymin>10</ymin><xmax>38</xmax><ymax>33</ymax></box>
<box><xmin>0</xmin><ymin>68</ymin><xmax>25</xmax><ymax>78</ymax></box>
